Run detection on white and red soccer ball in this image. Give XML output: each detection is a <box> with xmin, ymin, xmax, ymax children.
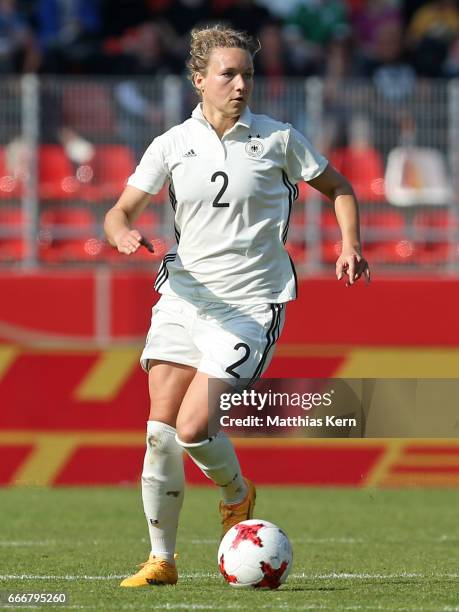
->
<box><xmin>217</xmin><ymin>519</ymin><xmax>293</xmax><ymax>589</ymax></box>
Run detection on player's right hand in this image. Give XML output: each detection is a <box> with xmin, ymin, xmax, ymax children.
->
<box><xmin>114</xmin><ymin>228</ymin><xmax>144</xmax><ymax>255</ymax></box>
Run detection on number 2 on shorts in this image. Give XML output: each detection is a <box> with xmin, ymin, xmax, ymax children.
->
<box><xmin>225</xmin><ymin>342</ymin><xmax>251</xmax><ymax>378</ymax></box>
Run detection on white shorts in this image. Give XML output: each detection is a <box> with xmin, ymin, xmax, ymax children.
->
<box><xmin>140</xmin><ymin>294</ymin><xmax>286</xmax><ymax>383</ymax></box>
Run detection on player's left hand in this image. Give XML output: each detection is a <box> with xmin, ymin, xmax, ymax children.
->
<box><xmin>336</xmin><ymin>249</ymin><xmax>370</xmax><ymax>286</ymax></box>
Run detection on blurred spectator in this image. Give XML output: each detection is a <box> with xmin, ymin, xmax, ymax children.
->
<box><xmin>0</xmin><ymin>80</ymin><xmax>22</xmax><ymax>145</ymax></box>
<box><xmin>286</xmin><ymin>0</ymin><xmax>349</xmax><ymax>45</ymax></box>
<box><xmin>362</xmin><ymin>20</ymin><xmax>416</xmax><ymax>102</ymax></box>
<box><xmin>162</xmin><ymin>0</ymin><xmax>213</xmax><ymax>38</ymax></box>
<box><xmin>0</xmin><ymin>0</ymin><xmax>38</xmax><ymax>73</ymax></box>
<box><xmin>323</xmin><ymin>35</ymin><xmax>356</xmax><ymax>82</ymax></box>
<box><xmin>406</xmin><ymin>0</ymin><xmax>459</xmax><ymax>77</ymax></box>
<box><xmin>157</xmin><ymin>0</ymin><xmax>215</xmax><ymax>62</ymax></box>
<box><xmin>348</xmin><ymin>114</ymin><xmax>374</xmax><ymax>150</ymax></box>
<box><xmin>4</xmin><ymin>84</ymin><xmax>94</xmax><ymax>185</ymax></box>
<box><xmin>216</xmin><ymin>0</ymin><xmax>273</xmax><ymax>36</ymax></box>
<box><xmin>250</xmin><ymin>20</ymin><xmax>304</xmax><ymax>125</ymax></box>
<box><xmin>321</xmin><ymin>37</ymin><xmax>362</xmax><ymax>152</ymax></box>
<box><xmin>36</xmin><ymin>0</ymin><xmax>103</xmax><ymax>73</ymax></box>
<box><xmin>100</xmin><ymin>0</ymin><xmax>150</xmax><ymax>37</ymax></box>
<box><xmin>443</xmin><ymin>33</ymin><xmax>459</xmax><ymax>75</ymax></box>
<box><xmin>145</xmin><ymin>0</ymin><xmax>174</xmax><ymax>12</ymax></box>
<box><xmin>108</xmin><ymin>21</ymin><xmax>181</xmax><ymax>75</ymax></box>
<box><xmin>284</xmin><ymin>0</ymin><xmax>350</xmax><ymax>75</ymax></box>
<box><xmin>360</xmin><ymin>19</ymin><xmax>418</xmax><ymax>156</ymax></box>
<box><xmin>111</xmin><ymin>22</ymin><xmax>181</xmax><ymax>156</ymax></box>
<box><xmin>255</xmin><ymin>0</ymin><xmax>298</xmax><ymax>18</ymax></box>
<box><xmin>40</xmin><ymin>88</ymin><xmax>95</xmax><ymax>163</ymax></box>
<box><xmin>254</xmin><ymin>20</ymin><xmax>298</xmax><ymax>76</ymax></box>
<box><xmin>351</xmin><ymin>0</ymin><xmax>402</xmax><ymax>64</ymax></box>
<box><xmin>401</xmin><ymin>0</ymin><xmax>428</xmax><ymax>28</ymax></box>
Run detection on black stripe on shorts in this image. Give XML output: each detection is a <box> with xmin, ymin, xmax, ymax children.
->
<box><xmin>249</xmin><ymin>303</ymin><xmax>283</xmax><ymax>385</ymax></box>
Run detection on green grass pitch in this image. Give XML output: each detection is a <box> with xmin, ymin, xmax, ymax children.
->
<box><xmin>0</xmin><ymin>487</ymin><xmax>458</xmax><ymax>610</ymax></box>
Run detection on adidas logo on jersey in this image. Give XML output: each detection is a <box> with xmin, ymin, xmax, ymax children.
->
<box><xmin>183</xmin><ymin>149</ymin><xmax>197</xmax><ymax>157</ymax></box>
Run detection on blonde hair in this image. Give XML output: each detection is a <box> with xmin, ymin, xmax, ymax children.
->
<box><xmin>187</xmin><ymin>24</ymin><xmax>260</xmax><ymax>93</ymax></box>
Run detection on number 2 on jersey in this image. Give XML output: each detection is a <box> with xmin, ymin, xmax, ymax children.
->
<box><xmin>225</xmin><ymin>342</ymin><xmax>251</xmax><ymax>378</ymax></box>
<box><xmin>211</xmin><ymin>171</ymin><xmax>229</xmax><ymax>207</ymax></box>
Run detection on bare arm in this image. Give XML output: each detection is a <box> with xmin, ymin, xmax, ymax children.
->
<box><xmin>104</xmin><ymin>185</ymin><xmax>152</xmax><ymax>255</ymax></box>
<box><xmin>308</xmin><ymin>164</ymin><xmax>370</xmax><ymax>285</ymax></box>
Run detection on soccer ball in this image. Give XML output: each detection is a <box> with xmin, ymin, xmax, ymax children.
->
<box><xmin>217</xmin><ymin>519</ymin><xmax>293</xmax><ymax>589</ymax></box>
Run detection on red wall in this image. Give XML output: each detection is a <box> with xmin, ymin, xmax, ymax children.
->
<box><xmin>1</xmin><ymin>271</ymin><xmax>458</xmax><ymax>487</ymax></box>
<box><xmin>1</xmin><ymin>271</ymin><xmax>459</xmax><ymax>344</ymax></box>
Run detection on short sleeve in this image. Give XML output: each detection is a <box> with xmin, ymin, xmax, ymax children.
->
<box><xmin>285</xmin><ymin>125</ymin><xmax>328</xmax><ymax>183</ymax></box>
<box><xmin>127</xmin><ymin>137</ymin><xmax>168</xmax><ymax>195</ymax></box>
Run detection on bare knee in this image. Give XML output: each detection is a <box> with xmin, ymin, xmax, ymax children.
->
<box><xmin>175</xmin><ymin>370</ymin><xmax>219</xmax><ymax>443</ymax></box>
<box><xmin>175</xmin><ymin>417</ymin><xmax>209</xmax><ymax>445</ymax></box>
<box><xmin>148</xmin><ymin>360</ymin><xmax>195</xmax><ymax>425</ymax></box>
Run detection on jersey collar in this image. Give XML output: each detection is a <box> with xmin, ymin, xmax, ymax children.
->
<box><xmin>191</xmin><ymin>103</ymin><xmax>252</xmax><ymax>130</ymax></box>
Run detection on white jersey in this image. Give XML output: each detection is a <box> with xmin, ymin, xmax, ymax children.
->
<box><xmin>127</xmin><ymin>103</ymin><xmax>328</xmax><ymax>304</ymax></box>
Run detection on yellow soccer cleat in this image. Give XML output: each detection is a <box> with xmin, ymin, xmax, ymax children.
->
<box><xmin>120</xmin><ymin>555</ymin><xmax>178</xmax><ymax>587</ymax></box>
<box><xmin>219</xmin><ymin>478</ymin><xmax>256</xmax><ymax>538</ymax></box>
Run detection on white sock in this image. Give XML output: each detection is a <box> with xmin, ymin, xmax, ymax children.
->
<box><xmin>142</xmin><ymin>421</ymin><xmax>184</xmax><ymax>562</ymax></box>
<box><xmin>176</xmin><ymin>431</ymin><xmax>247</xmax><ymax>504</ymax></box>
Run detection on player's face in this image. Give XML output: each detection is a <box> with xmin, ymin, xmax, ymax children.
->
<box><xmin>196</xmin><ymin>47</ymin><xmax>254</xmax><ymax>117</ymax></box>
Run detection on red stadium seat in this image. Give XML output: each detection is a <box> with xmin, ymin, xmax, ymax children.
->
<box><xmin>127</xmin><ymin>209</ymin><xmax>163</xmax><ymax>261</ymax></box>
<box><xmin>412</xmin><ymin>210</ymin><xmax>456</xmax><ymax>264</ymax></box>
<box><xmin>322</xmin><ymin>209</ymin><xmax>413</xmax><ymax>264</ymax></box>
<box><xmin>283</xmin><ymin>209</ymin><xmax>307</xmax><ymax>263</ymax></box>
<box><xmin>321</xmin><ymin>208</ymin><xmax>339</xmax><ymax>228</ymax></box>
<box><xmin>330</xmin><ymin>146</ymin><xmax>385</xmax><ymax>203</ymax></box>
<box><xmin>39</xmin><ymin>145</ymin><xmax>79</xmax><ymax>201</ymax></box>
<box><xmin>414</xmin><ymin>242</ymin><xmax>452</xmax><ymax>264</ymax></box>
<box><xmin>321</xmin><ymin>239</ymin><xmax>342</xmax><ymax>264</ymax></box>
<box><xmin>135</xmin><ymin>209</ymin><xmax>160</xmax><ymax>234</ymax></box>
<box><xmin>0</xmin><ymin>207</ymin><xmax>25</xmax><ymax>261</ymax></box>
<box><xmin>320</xmin><ymin>209</ymin><xmax>341</xmax><ymax>263</ymax></box>
<box><xmin>38</xmin><ymin>206</ymin><xmax>100</xmax><ymax>262</ymax></box>
<box><xmin>296</xmin><ymin>181</ymin><xmax>312</xmax><ymax>202</ymax></box>
<box><xmin>413</xmin><ymin>210</ymin><xmax>452</xmax><ymax>231</ymax></box>
<box><xmin>102</xmin><ymin>209</ymin><xmax>164</xmax><ymax>263</ymax></box>
<box><xmin>62</xmin><ymin>84</ymin><xmax>115</xmax><ymax>137</ymax></box>
<box><xmin>80</xmin><ymin>145</ymin><xmax>136</xmax><ymax>201</ymax></box>
<box><xmin>0</xmin><ymin>147</ymin><xmax>22</xmax><ymax>199</ymax></box>
<box><xmin>360</xmin><ymin>210</ymin><xmax>405</xmax><ymax>232</ymax></box>
<box><xmin>286</xmin><ymin>241</ymin><xmax>307</xmax><ymax>263</ymax></box>
<box><xmin>360</xmin><ymin>210</ymin><xmax>412</xmax><ymax>263</ymax></box>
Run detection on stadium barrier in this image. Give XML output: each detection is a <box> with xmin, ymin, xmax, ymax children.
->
<box><xmin>1</xmin><ymin>76</ymin><xmax>459</xmax><ymax>272</ymax></box>
<box><xmin>0</xmin><ymin>273</ymin><xmax>458</xmax><ymax>487</ymax></box>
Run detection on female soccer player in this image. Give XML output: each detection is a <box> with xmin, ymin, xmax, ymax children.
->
<box><xmin>104</xmin><ymin>25</ymin><xmax>370</xmax><ymax>587</ymax></box>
